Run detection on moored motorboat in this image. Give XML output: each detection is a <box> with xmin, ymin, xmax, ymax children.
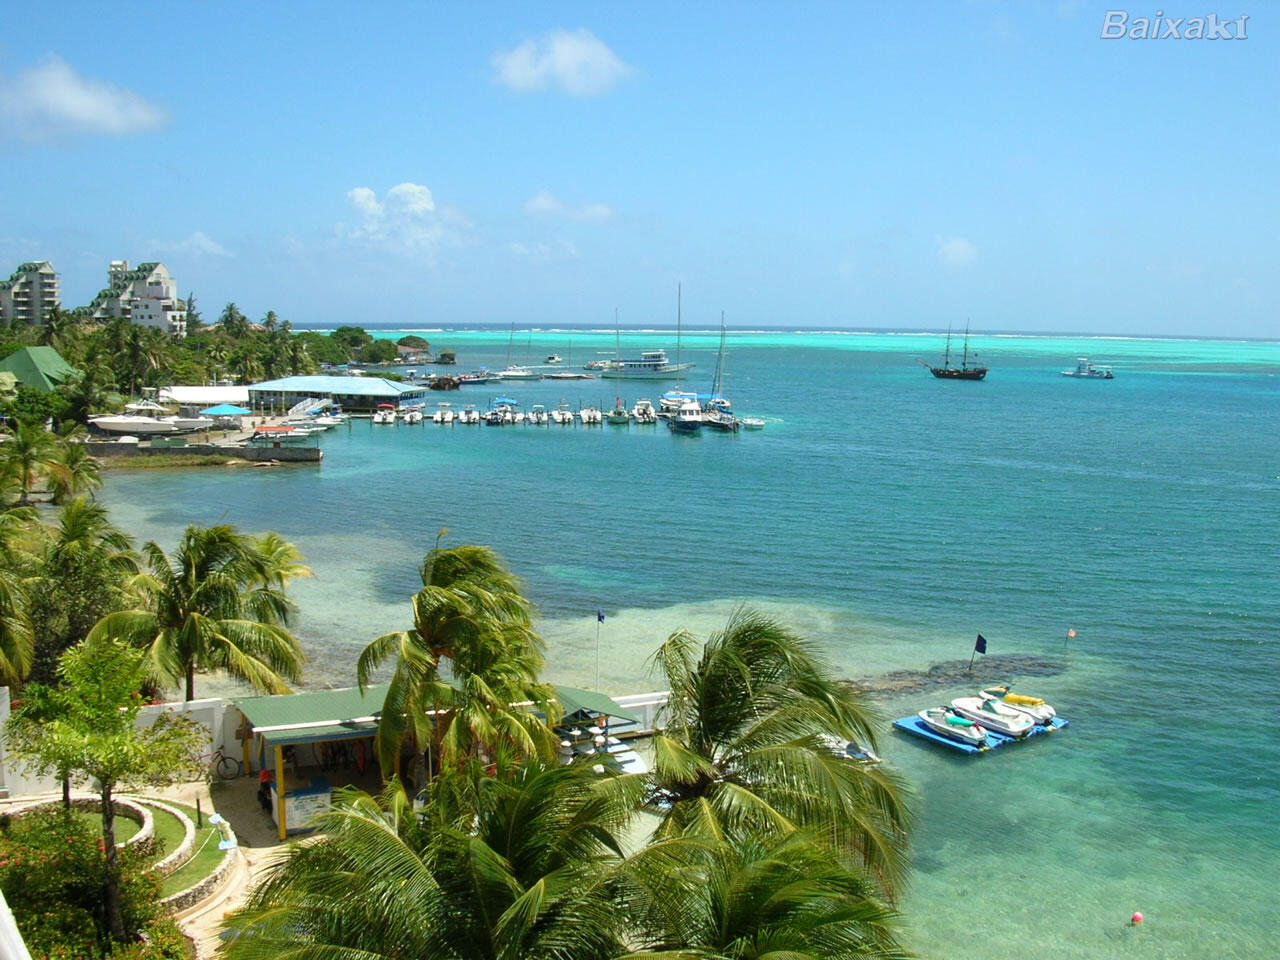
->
<box><xmin>980</xmin><ymin>685</ymin><xmax>1057</xmax><ymax>725</ymax></box>
<box><xmin>668</xmin><ymin>398</ymin><xmax>703</xmax><ymax>433</ymax></box>
<box><xmin>631</xmin><ymin>398</ymin><xmax>658</xmax><ymax>423</ymax></box>
<box><xmin>371</xmin><ymin>403</ymin><xmax>397</xmax><ymax>424</ymax></box>
<box><xmin>949</xmin><ymin>696</ymin><xmax>1035</xmax><ymax>738</ymax></box>
<box><xmin>1062</xmin><ymin>357</ymin><xmax>1114</xmax><ymax>379</ymax></box>
<box><xmin>607</xmin><ymin>401</ymin><xmax>630</xmax><ymax>425</ymax></box>
<box><xmin>917</xmin><ymin>707</ymin><xmax>989</xmax><ymax>746</ymax></box>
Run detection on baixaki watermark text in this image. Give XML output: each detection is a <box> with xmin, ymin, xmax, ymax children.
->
<box><xmin>1100</xmin><ymin>10</ymin><xmax>1249</xmax><ymax>38</ymax></box>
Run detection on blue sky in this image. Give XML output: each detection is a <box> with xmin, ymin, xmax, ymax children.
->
<box><xmin>1</xmin><ymin>2</ymin><xmax>1274</xmax><ymax>337</ymax></box>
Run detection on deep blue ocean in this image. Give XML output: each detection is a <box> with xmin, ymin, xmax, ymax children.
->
<box><xmin>100</xmin><ymin>328</ymin><xmax>1280</xmax><ymax>959</ymax></box>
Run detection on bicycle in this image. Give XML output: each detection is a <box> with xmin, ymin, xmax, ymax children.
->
<box><xmin>205</xmin><ymin>749</ymin><xmax>244</xmax><ymax>781</ymax></box>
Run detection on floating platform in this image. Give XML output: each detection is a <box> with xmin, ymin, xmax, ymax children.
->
<box><xmin>892</xmin><ymin>715</ymin><xmax>1069</xmax><ymax>754</ymax></box>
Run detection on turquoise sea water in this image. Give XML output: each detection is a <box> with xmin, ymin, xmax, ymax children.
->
<box><xmin>100</xmin><ymin>329</ymin><xmax>1280</xmax><ymax>959</ymax></box>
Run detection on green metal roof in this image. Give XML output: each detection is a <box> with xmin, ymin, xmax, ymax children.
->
<box><xmin>233</xmin><ymin>684</ymin><xmax>385</xmax><ymax>729</ymax></box>
<box><xmin>554</xmin><ymin>686</ymin><xmax>640</xmax><ymax>724</ymax></box>
<box><xmin>0</xmin><ymin>346</ymin><xmax>77</xmax><ymax>393</ymax></box>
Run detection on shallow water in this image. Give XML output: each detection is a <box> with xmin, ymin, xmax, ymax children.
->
<box><xmin>100</xmin><ymin>329</ymin><xmax>1280</xmax><ymax>958</ymax></box>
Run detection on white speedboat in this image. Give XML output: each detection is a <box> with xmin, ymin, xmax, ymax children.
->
<box><xmin>528</xmin><ymin>404</ymin><xmax>549</xmax><ymax>425</ymax></box>
<box><xmin>980</xmin><ymin>686</ymin><xmax>1057</xmax><ymax>725</ymax></box>
<box><xmin>457</xmin><ymin>404</ymin><xmax>479</xmax><ymax>424</ymax></box>
<box><xmin>402</xmin><ymin>406</ymin><xmax>424</xmax><ymax>424</ymax></box>
<box><xmin>89</xmin><ymin>414</ymin><xmax>178</xmax><ymax>435</ymax></box>
<box><xmin>918</xmin><ymin>707</ymin><xmax>989</xmax><ymax>746</ymax></box>
<box><xmin>544</xmin><ymin>354</ymin><xmax>564</xmax><ymax>364</ymax></box>
<box><xmin>949</xmin><ymin>696</ymin><xmax>1035</xmax><ymax>738</ymax></box>
<box><xmin>816</xmin><ymin>733</ymin><xmax>882</xmax><ymax>764</ymax></box>
<box><xmin>578</xmin><ymin>406</ymin><xmax>602</xmax><ymax>425</ymax></box>
<box><xmin>551</xmin><ymin>402</ymin><xmax>575</xmax><ymax>425</ymax></box>
<box><xmin>432</xmin><ymin>402</ymin><xmax>454</xmax><ymax>424</ymax></box>
<box><xmin>1062</xmin><ymin>357</ymin><xmax>1114</xmax><ymax>379</ymax></box>
<box><xmin>740</xmin><ymin>417</ymin><xmax>765</xmax><ymax>430</ymax></box>
<box><xmin>631</xmin><ymin>398</ymin><xmax>658</xmax><ymax>423</ymax></box>
<box><xmin>371</xmin><ymin>403</ymin><xmax>397</xmax><ymax>424</ymax></box>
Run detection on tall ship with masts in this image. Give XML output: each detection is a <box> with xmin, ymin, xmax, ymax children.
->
<box><xmin>924</xmin><ymin>323</ymin><xmax>987</xmax><ymax>380</ymax></box>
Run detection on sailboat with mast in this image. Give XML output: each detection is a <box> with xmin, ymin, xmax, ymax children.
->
<box><xmin>924</xmin><ymin>323</ymin><xmax>987</xmax><ymax>380</ymax></box>
<box><xmin>600</xmin><ymin>288</ymin><xmax>694</xmax><ymax>381</ymax></box>
<box><xmin>497</xmin><ymin>323</ymin><xmax>541</xmax><ymax>380</ymax></box>
<box><xmin>702</xmin><ymin>313</ymin><xmax>739</xmax><ymax>432</ymax></box>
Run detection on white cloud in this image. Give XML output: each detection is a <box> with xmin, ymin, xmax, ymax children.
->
<box><xmin>492</xmin><ymin>29</ymin><xmax>631</xmax><ymax>96</ymax></box>
<box><xmin>344</xmin><ymin>182</ymin><xmax>447</xmax><ymax>255</ymax></box>
<box><xmin>937</xmin><ymin>236</ymin><xmax>978</xmax><ymax>267</ymax></box>
<box><xmin>523</xmin><ymin>189</ymin><xmax>613</xmax><ymax>221</ymax></box>
<box><xmin>0</xmin><ymin>55</ymin><xmax>167</xmax><ymax>141</ymax></box>
<box><xmin>175</xmin><ymin>232</ymin><xmax>232</xmax><ymax>259</ymax></box>
<box><xmin>507</xmin><ymin>238</ymin><xmax>580</xmax><ymax>261</ymax></box>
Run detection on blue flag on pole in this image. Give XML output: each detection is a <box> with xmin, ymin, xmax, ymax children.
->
<box><xmin>597</xmin><ymin>609</ymin><xmax>606</xmax><ymax>623</ymax></box>
<box><xmin>974</xmin><ymin>634</ymin><xmax>987</xmax><ymax>654</ymax></box>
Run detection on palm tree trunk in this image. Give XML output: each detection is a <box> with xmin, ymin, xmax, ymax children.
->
<box><xmin>101</xmin><ymin>782</ymin><xmax>126</xmax><ymax>942</ymax></box>
<box><xmin>186</xmin><ymin>664</ymin><xmax>196</xmax><ymax>702</ymax></box>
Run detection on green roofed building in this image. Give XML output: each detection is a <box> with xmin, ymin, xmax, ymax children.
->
<box><xmin>0</xmin><ymin>345</ymin><xmax>78</xmax><ymax>393</ymax></box>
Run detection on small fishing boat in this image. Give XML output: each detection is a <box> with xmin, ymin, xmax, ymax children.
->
<box><xmin>456</xmin><ymin>404</ymin><xmax>479</xmax><ymax>424</ymax></box>
<box><xmin>551</xmin><ymin>402</ymin><xmax>575</xmax><ymax>425</ymax></box>
<box><xmin>740</xmin><ymin>417</ymin><xmax>765</xmax><ymax>430</ymax></box>
<box><xmin>980</xmin><ymin>685</ymin><xmax>1057</xmax><ymax>725</ymax></box>
<box><xmin>545</xmin><ymin>354</ymin><xmax>564</xmax><ymax>364</ymax></box>
<box><xmin>631</xmin><ymin>399</ymin><xmax>658</xmax><ymax>423</ymax></box>
<box><xmin>917</xmin><ymin>707</ymin><xmax>989</xmax><ymax>746</ymax></box>
<box><xmin>578</xmin><ymin>406</ymin><xmax>602</xmax><ymax>425</ymax></box>
<box><xmin>668</xmin><ymin>398</ymin><xmax>703</xmax><ymax>433</ymax></box>
<box><xmin>401</xmin><ymin>405</ymin><xmax>424</xmax><ymax>424</ymax></box>
<box><xmin>528</xmin><ymin>404</ymin><xmax>549</xmax><ymax>425</ymax></box>
<box><xmin>949</xmin><ymin>696</ymin><xmax>1035</xmax><ymax>738</ymax></box>
<box><xmin>432</xmin><ymin>402</ymin><xmax>454</xmax><ymax>424</ymax></box>
<box><xmin>1061</xmin><ymin>357</ymin><xmax>1114</xmax><ymax>379</ymax></box>
<box><xmin>457</xmin><ymin>369</ymin><xmax>501</xmax><ymax>385</ymax></box>
<box><xmin>371</xmin><ymin>403</ymin><xmax>397</xmax><ymax>424</ymax></box>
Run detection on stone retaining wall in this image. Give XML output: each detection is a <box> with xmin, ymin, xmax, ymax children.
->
<box><xmin>161</xmin><ymin>816</ymin><xmax>240</xmax><ymax>914</ymax></box>
<box><xmin>4</xmin><ymin>795</ymin><xmax>155</xmax><ymax>852</ymax></box>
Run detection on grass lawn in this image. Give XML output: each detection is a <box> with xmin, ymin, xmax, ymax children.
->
<box><xmin>157</xmin><ymin>802</ymin><xmax>228</xmax><ymax>898</ymax></box>
<box><xmin>73</xmin><ymin>808</ymin><xmax>140</xmax><ymax>842</ymax></box>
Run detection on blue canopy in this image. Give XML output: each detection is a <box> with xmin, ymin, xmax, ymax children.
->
<box><xmin>200</xmin><ymin>403</ymin><xmax>252</xmax><ymax>415</ymax></box>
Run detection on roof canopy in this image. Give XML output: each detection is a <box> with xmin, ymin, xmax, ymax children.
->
<box><xmin>200</xmin><ymin>403</ymin><xmax>252</xmax><ymax>415</ymax></box>
<box><xmin>0</xmin><ymin>346</ymin><xmax>77</xmax><ymax>393</ymax></box>
<box><xmin>554</xmin><ymin>686</ymin><xmax>640</xmax><ymax>724</ymax></box>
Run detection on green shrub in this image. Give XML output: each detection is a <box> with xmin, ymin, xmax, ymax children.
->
<box><xmin>0</xmin><ymin>807</ymin><xmax>172</xmax><ymax>958</ymax></box>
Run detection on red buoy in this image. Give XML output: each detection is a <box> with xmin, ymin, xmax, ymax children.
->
<box><xmin>1131</xmin><ymin>912</ymin><xmax>1144</xmax><ymax>925</ymax></box>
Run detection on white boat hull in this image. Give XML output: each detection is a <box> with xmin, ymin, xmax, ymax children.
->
<box><xmin>90</xmin><ymin>415</ymin><xmax>177</xmax><ymax>435</ymax></box>
<box><xmin>949</xmin><ymin>696</ymin><xmax>1035</xmax><ymax>738</ymax></box>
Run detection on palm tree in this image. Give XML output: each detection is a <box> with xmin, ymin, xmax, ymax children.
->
<box><xmin>26</xmin><ymin>496</ymin><xmax>136</xmax><ymax>684</ymax></box>
<box><xmin>0</xmin><ymin>510</ymin><xmax>34</xmax><ymax>686</ymax></box>
<box><xmin>645</xmin><ymin>606</ymin><xmax>914</xmax><ymax>894</ymax></box>
<box><xmin>358</xmin><ymin>540</ymin><xmax>559</xmax><ymax>782</ymax></box>
<box><xmin>0</xmin><ymin>419</ymin><xmax>66</xmax><ymax>507</ymax></box>
<box><xmin>87</xmin><ymin>524</ymin><xmax>306</xmax><ymax>701</ymax></box>
<box><xmin>49</xmin><ymin>431</ymin><xmax>102</xmax><ymax>503</ymax></box>
<box><xmin>619</xmin><ymin>829</ymin><xmax>910</xmax><ymax>959</ymax></box>
<box><xmin>223</xmin><ymin>759</ymin><xmax>639</xmax><ymax>960</ymax></box>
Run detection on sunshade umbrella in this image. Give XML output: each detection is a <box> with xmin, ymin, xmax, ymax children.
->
<box><xmin>200</xmin><ymin>403</ymin><xmax>253</xmax><ymax>415</ymax></box>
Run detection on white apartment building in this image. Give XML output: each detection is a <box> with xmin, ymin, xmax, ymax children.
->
<box><xmin>86</xmin><ymin>260</ymin><xmax>188</xmax><ymax>337</ymax></box>
<box><xmin>0</xmin><ymin>261</ymin><xmax>60</xmax><ymax>326</ymax></box>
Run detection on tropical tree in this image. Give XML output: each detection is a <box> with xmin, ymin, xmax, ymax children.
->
<box><xmin>25</xmin><ymin>496</ymin><xmax>136</xmax><ymax>684</ymax></box>
<box><xmin>0</xmin><ymin>509</ymin><xmax>34</xmax><ymax>685</ymax></box>
<box><xmin>4</xmin><ymin>637</ymin><xmax>204</xmax><ymax>943</ymax></box>
<box><xmin>358</xmin><ymin>539</ymin><xmax>559</xmax><ymax>782</ymax></box>
<box><xmin>223</xmin><ymin>759</ymin><xmax>640</xmax><ymax>960</ymax></box>
<box><xmin>620</xmin><ymin>829</ymin><xmax>910</xmax><ymax>959</ymax></box>
<box><xmin>218</xmin><ymin>302</ymin><xmax>250</xmax><ymax>339</ymax></box>
<box><xmin>0</xmin><ymin>418</ymin><xmax>66</xmax><ymax>507</ymax></box>
<box><xmin>646</xmin><ymin>606</ymin><xmax>914</xmax><ymax>894</ymax></box>
<box><xmin>87</xmin><ymin>524</ymin><xmax>308</xmax><ymax>700</ymax></box>
<box><xmin>48</xmin><ymin>431</ymin><xmax>102</xmax><ymax>503</ymax></box>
